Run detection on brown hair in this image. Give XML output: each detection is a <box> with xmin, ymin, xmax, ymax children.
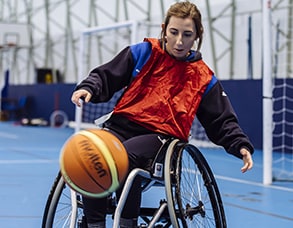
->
<box><xmin>161</xmin><ymin>1</ymin><xmax>204</xmax><ymax>51</ymax></box>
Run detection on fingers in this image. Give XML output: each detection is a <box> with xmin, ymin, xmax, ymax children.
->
<box><xmin>71</xmin><ymin>89</ymin><xmax>91</xmax><ymax>107</ymax></box>
<box><xmin>84</xmin><ymin>92</ymin><xmax>91</xmax><ymax>103</ymax></box>
<box><xmin>241</xmin><ymin>161</ymin><xmax>253</xmax><ymax>173</ymax></box>
<box><xmin>240</xmin><ymin>148</ymin><xmax>254</xmax><ymax>173</ymax></box>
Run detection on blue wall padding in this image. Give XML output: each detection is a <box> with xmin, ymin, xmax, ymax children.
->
<box><xmin>7</xmin><ymin>80</ymin><xmax>262</xmax><ymax>149</ymax></box>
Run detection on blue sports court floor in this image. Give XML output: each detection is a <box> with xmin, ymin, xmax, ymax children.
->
<box><xmin>0</xmin><ymin>121</ymin><xmax>293</xmax><ymax>228</ymax></box>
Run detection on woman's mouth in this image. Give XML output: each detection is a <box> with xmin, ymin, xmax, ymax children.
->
<box><xmin>174</xmin><ymin>48</ymin><xmax>184</xmax><ymax>53</ymax></box>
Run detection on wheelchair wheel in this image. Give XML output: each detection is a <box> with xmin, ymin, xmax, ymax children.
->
<box><xmin>42</xmin><ymin>172</ymin><xmax>84</xmax><ymax>228</ymax></box>
<box><xmin>165</xmin><ymin>143</ymin><xmax>226</xmax><ymax>228</ymax></box>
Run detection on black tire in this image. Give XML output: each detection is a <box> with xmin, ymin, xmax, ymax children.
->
<box><xmin>42</xmin><ymin>172</ymin><xmax>84</xmax><ymax>228</ymax></box>
<box><xmin>165</xmin><ymin>143</ymin><xmax>226</xmax><ymax>228</ymax></box>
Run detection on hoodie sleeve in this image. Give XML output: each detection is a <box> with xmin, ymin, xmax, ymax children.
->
<box><xmin>75</xmin><ymin>46</ymin><xmax>134</xmax><ymax>103</ymax></box>
<box><xmin>196</xmin><ymin>80</ymin><xmax>254</xmax><ymax>159</ymax></box>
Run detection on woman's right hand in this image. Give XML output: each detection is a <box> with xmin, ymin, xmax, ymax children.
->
<box><xmin>71</xmin><ymin>89</ymin><xmax>92</xmax><ymax>107</ymax></box>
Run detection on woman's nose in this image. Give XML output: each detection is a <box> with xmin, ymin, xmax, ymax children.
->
<box><xmin>176</xmin><ymin>36</ymin><xmax>183</xmax><ymax>45</ymax></box>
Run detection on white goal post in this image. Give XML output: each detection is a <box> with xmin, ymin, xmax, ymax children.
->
<box><xmin>73</xmin><ymin>20</ymin><xmax>138</xmax><ymax>133</ymax></box>
<box><xmin>262</xmin><ymin>0</ymin><xmax>273</xmax><ymax>185</ymax></box>
<box><xmin>262</xmin><ymin>0</ymin><xmax>293</xmax><ymax>184</ymax></box>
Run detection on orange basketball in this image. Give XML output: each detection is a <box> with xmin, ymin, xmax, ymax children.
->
<box><xmin>59</xmin><ymin>129</ymin><xmax>129</xmax><ymax>198</ymax></box>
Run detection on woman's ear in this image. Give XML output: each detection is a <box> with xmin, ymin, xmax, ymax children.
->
<box><xmin>161</xmin><ymin>23</ymin><xmax>167</xmax><ymax>40</ymax></box>
<box><xmin>161</xmin><ymin>23</ymin><xmax>166</xmax><ymax>37</ymax></box>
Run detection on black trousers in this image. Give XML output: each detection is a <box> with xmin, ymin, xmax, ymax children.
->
<box><xmin>83</xmin><ymin>124</ymin><xmax>169</xmax><ymax>223</ymax></box>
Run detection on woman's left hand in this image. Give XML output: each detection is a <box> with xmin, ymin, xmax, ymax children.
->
<box><xmin>240</xmin><ymin>148</ymin><xmax>253</xmax><ymax>173</ymax></box>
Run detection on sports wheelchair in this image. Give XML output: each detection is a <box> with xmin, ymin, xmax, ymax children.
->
<box><xmin>42</xmin><ymin>138</ymin><xmax>226</xmax><ymax>227</ymax></box>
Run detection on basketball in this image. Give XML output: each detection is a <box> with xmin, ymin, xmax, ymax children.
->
<box><xmin>59</xmin><ymin>129</ymin><xmax>129</xmax><ymax>198</ymax></box>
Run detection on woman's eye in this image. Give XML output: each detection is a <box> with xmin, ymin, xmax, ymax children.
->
<box><xmin>184</xmin><ymin>33</ymin><xmax>193</xmax><ymax>37</ymax></box>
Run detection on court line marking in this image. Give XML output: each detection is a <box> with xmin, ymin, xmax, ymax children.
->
<box><xmin>0</xmin><ymin>159</ymin><xmax>59</xmax><ymax>164</ymax></box>
<box><xmin>0</xmin><ymin>132</ymin><xmax>18</xmax><ymax>139</ymax></box>
<box><xmin>0</xmin><ymin>147</ymin><xmax>62</xmax><ymax>151</ymax></box>
<box><xmin>225</xmin><ymin>202</ymin><xmax>293</xmax><ymax>221</ymax></box>
<box><xmin>216</xmin><ymin>174</ymin><xmax>293</xmax><ymax>221</ymax></box>
<box><xmin>216</xmin><ymin>174</ymin><xmax>293</xmax><ymax>192</ymax></box>
<box><xmin>0</xmin><ymin>215</ymin><xmax>41</xmax><ymax>219</ymax></box>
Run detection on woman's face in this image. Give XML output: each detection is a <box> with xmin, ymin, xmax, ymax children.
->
<box><xmin>164</xmin><ymin>16</ymin><xmax>197</xmax><ymax>60</ymax></box>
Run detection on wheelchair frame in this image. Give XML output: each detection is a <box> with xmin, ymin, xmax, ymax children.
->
<box><xmin>42</xmin><ymin>138</ymin><xmax>227</xmax><ymax>228</ymax></box>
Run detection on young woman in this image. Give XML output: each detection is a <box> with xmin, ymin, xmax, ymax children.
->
<box><xmin>71</xmin><ymin>1</ymin><xmax>254</xmax><ymax>227</ymax></box>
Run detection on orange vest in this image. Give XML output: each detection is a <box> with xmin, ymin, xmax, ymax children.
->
<box><xmin>113</xmin><ymin>38</ymin><xmax>213</xmax><ymax>141</ymax></box>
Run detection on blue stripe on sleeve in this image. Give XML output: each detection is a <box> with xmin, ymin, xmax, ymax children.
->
<box><xmin>130</xmin><ymin>42</ymin><xmax>152</xmax><ymax>77</ymax></box>
<box><xmin>203</xmin><ymin>75</ymin><xmax>218</xmax><ymax>96</ymax></box>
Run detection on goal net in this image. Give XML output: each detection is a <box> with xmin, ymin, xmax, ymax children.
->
<box><xmin>272</xmin><ymin>79</ymin><xmax>293</xmax><ymax>182</ymax></box>
<box><xmin>269</xmin><ymin>1</ymin><xmax>293</xmax><ymax>182</ymax></box>
<box><xmin>72</xmin><ymin>21</ymin><xmax>216</xmax><ymax>148</ymax></box>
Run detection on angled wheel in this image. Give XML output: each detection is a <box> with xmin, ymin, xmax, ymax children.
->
<box><xmin>42</xmin><ymin>172</ymin><xmax>84</xmax><ymax>228</ymax></box>
<box><xmin>165</xmin><ymin>142</ymin><xmax>226</xmax><ymax>228</ymax></box>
